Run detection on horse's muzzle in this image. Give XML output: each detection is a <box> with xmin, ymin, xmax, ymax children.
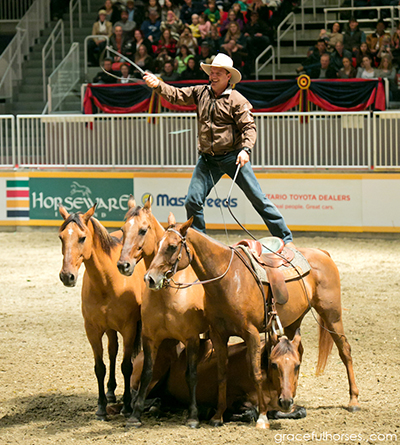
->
<box><xmin>117</xmin><ymin>260</ymin><xmax>135</xmax><ymax>276</ymax></box>
<box><xmin>278</xmin><ymin>397</ymin><xmax>294</xmax><ymax>412</ymax></box>
<box><xmin>59</xmin><ymin>271</ymin><xmax>77</xmax><ymax>287</ymax></box>
<box><xmin>144</xmin><ymin>272</ymin><xmax>164</xmax><ymax>291</ymax></box>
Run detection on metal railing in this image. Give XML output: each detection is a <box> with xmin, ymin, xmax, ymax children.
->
<box><xmin>0</xmin><ymin>0</ymin><xmax>50</xmax><ymax>102</ymax></box>
<box><xmin>255</xmin><ymin>45</ymin><xmax>275</xmax><ymax>81</ymax></box>
<box><xmin>47</xmin><ymin>43</ymin><xmax>80</xmax><ymax>113</ymax></box>
<box><xmin>301</xmin><ymin>0</ymin><xmax>316</xmax><ymax>33</ymax></box>
<box><xmin>277</xmin><ymin>12</ymin><xmax>296</xmax><ymax>72</ymax></box>
<box><xmin>0</xmin><ymin>115</ymin><xmax>15</xmax><ymax>168</ymax></box>
<box><xmin>69</xmin><ymin>0</ymin><xmax>82</xmax><ymax>43</ymax></box>
<box><xmin>0</xmin><ymin>0</ymin><xmax>35</xmax><ymax>20</ymax></box>
<box><xmin>42</xmin><ymin>19</ymin><xmax>65</xmax><ymax>102</ymax></box>
<box><xmin>373</xmin><ymin>111</ymin><xmax>400</xmax><ymax>170</ymax></box>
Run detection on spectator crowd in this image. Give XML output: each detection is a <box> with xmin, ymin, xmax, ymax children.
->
<box><xmin>88</xmin><ymin>0</ymin><xmax>296</xmax><ymax>82</ymax></box>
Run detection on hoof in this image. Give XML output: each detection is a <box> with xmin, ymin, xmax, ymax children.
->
<box><xmin>106</xmin><ymin>394</ymin><xmax>117</xmax><ymax>404</ymax></box>
<box><xmin>187</xmin><ymin>418</ymin><xmax>200</xmax><ymax>429</ymax></box>
<box><xmin>256</xmin><ymin>414</ymin><xmax>270</xmax><ymax>429</ymax></box>
<box><xmin>121</xmin><ymin>406</ymin><xmax>133</xmax><ymax>418</ymax></box>
<box><xmin>126</xmin><ymin>416</ymin><xmax>142</xmax><ymax>428</ymax></box>
<box><xmin>347</xmin><ymin>404</ymin><xmax>361</xmax><ymax>413</ymax></box>
<box><xmin>209</xmin><ymin>418</ymin><xmax>223</xmax><ymax>427</ymax></box>
<box><xmin>96</xmin><ymin>413</ymin><xmax>108</xmax><ymax>421</ymax></box>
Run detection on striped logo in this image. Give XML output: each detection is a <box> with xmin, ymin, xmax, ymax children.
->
<box><xmin>6</xmin><ymin>178</ymin><xmax>29</xmax><ymax>219</ymax></box>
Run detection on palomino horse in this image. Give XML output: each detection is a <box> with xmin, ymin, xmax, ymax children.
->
<box><xmin>116</xmin><ymin>198</ymin><xmax>208</xmax><ymax>428</ymax></box>
<box><xmin>144</xmin><ymin>219</ymin><xmax>360</xmax><ymax>428</ymax></box>
<box><xmin>127</xmin><ymin>330</ymin><xmax>303</xmax><ymax>427</ymax></box>
<box><xmin>58</xmin><ymin>204</ymin><xmax>146</xmax><ymax>420</ymax></box>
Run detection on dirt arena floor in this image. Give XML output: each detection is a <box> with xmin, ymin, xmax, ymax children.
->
<box><xmin>0</xmin><ymin>229</ymin><xmax>399</xmax><ymax>445</ymax></box>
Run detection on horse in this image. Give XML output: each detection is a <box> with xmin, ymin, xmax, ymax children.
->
<box><xmin>58</xmin><ymin>204</ymin><xmax>146</xmax><ymax>420</ymax></box>
<box><xmin>144</xmin><ymin>218</ymin><xmax>360</xmax><ymax>428</ymax></box>
<box><xmin>116</xmin><ymin>198</ymin><xmax>208</xmax><ymax>428</ymax></box>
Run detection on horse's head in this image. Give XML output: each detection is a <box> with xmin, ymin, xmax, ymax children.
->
<box><xmin>118</xmin><ymin>196</ymin><xmax>159</xmax><ymax>275</ymax></box>
<box><xmin>144</xmin><ymin>216</ymin><xmax>193</xmax><ymax>290</ymax></box>
<box><xmin>58</xmin><ymin>204</ymin><xmax>96</xmax><ymax>287</ymax></box>
<box><xmin>268</xmin><ymin>329</ymin><xmax>302</xmax><ymax>413</ymax></box>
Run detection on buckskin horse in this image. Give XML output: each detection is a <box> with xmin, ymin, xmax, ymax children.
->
<box><xmin>125</xmin><ymin>330</ymin><xmax>304</xmax><ymax>428</ymax></box>
<box><xmin>58</xmin><ymin>204</ymin><xmax>146</xmax><ymax>420</ymax></box>
<box><xmin>144</xmin><ymin>218</ymin><xmax>360</xmax><ymax>428</ymax></box>
<box><xmin>117</xmin><ymin>198</ymin><xmax>208</xmax><ymax>428</ymax></box>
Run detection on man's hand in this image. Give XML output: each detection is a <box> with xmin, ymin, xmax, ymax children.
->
<box><xmin>236</xmin><ymin>150</ymin><xmax>250</xmax><ymax>167</ymax></box>
<box><xmin>144</xmin><ymin>72</ymin><xmax>160</xmax><ymax>88</ymax></box>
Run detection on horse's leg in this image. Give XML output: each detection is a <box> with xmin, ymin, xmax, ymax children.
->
<box><xmin>209</xmin><ymin>329</ymin><xmax>229</xmax><ymax>427</ymax></box>
<box><xmin>106</xmin><ymin>329</ymin><xmax>118</xmax><ymax>403</ymax></box>
<box><xmin>185</xmin><ymin>337</ymin><xmax>200</xmax><ymax>429</ymax></box>
<box><xmin>316</xmin><ymin>306</ymin><xmax>360</xmax><ymax>411</ymax></box>
<box><xmin>244</xmin><ymin>325</ymin><xmax>269</xmax><ymax>429</ymax></box>
<box><xmin>127</xmin><ymin>336</ymin><xmax>159</xmax><ymax>427</ymax></box>
<box><xmin>85</xmin><ymin>323</ymin><xmax>108</xmax><ymax>420</ymax></box>
<box><xmin>120</xmin><ymin>336</ymin><xmax>136</xmax><ymax>417</ymax></box>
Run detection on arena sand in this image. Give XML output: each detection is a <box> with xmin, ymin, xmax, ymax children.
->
<box><xmin>0</xmin><ymin>230</ymin><xmax>399</xmax><ymax>445</ymax></box>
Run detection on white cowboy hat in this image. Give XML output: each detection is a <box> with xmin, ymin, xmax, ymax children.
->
<box><xmin>200</xmin><ymin>53</ymin><xmax>242</xmax><ymax>85</ymax></box>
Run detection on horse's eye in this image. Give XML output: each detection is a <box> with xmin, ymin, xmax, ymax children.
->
<box><xmin>270</xmin><ymin>362</ymin><xmax>278</xmax><ymax>370</ymax></box>
<box><xmin>78</xmin><ymin>236</ymin><xmax>86</xmax><ymax>244</ymax></box>
<box><xmin>294</xmin><ymin>364</ymin><xmax>300</xmax><ymax>372</ymax></box>
<box><xmin>139</xmin><ymin>228</ymin><xmax>148</xmax><ymax>236</ymax></box>
<box><xmin>167</xmin><ymin>244</ymin><xmax>178</xmax><ymax>253</ymax></box>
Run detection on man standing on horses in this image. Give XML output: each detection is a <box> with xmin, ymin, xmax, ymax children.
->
<box><xmin>144</xmin><ymin>53</ymin><xmax>294</xmax><ymax>246</ymax></box>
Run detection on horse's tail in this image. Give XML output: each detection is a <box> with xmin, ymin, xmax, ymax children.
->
<box><xmin>133</xmin><ymin>319</ymin><xmax>142</xmax><ymax>357</ymax></box>
<box><xmin>316</xmin><ymin>315</ymin><xmax>334</xmax><ymax>376</ymax></box>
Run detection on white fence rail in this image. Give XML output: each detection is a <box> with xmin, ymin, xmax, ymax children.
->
<box><xmin>1</xmin><ymin>112</ymin><xmax>399</xmax><ymax>170</ymax></box>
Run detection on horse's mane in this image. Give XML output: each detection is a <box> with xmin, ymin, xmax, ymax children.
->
<box><xmin>124</xmin><ymin>205</ymin><xmax>142</xmax><ymax>221</ymax></box>
<box><xmin>60</xmin><ymin>212</ymin><xmax>120</xmax><ymax>256</ymax></box>
<box><xmin>271</xmin><ymin>337</ymin><xmax>294</xmax><ymax>357</ymax></box>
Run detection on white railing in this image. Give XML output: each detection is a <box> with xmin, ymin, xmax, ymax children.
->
<box><xmin>0</xmin><ymin>0</ymin><xmax>50</xmax><ymax>101</ymax></box>
<box><xmin>42</xmin><ymin>19</ymin><xmax>65</xmax><ymax>102</ymax></box>
<box><xmin>47</xmin><ymin>43</ymin><xmax>80</xmax><ymax>113</ymax></box>
<box><xmin>0</xmin><ymin>115</ymin><xmax>15</xmax><ymax>168</ymax></box>
<box><xmin>84</xmin><ymin>35</ymin><xmax>110</xmax><ymax>80</ymax></box>
<box><xmin>69</xmin><ymin>0</ymin><xmax>82</xmax><ymax>43</ymax></box>
<box><xmin>373</xmin><ymin>111</ymin><xmax>400</xmax><ymax>170</ymax></box>
<box><xmin>255</xmin><ymin>45</ymin><xmax>275</xmax><ymax>81</ymax></box>
<box><xmin>9</xmin><ymin>112</ymin><xmax>375</xmax><ymax>169</ymax></box>
<box><xmin>301</xmin><ymin>0</ymin><xmax>316</xmax><ymax>33</ymax></box>
<box><xmin>277</xmin><ymin>12</ymin><xmax>296</xmax><ymax>72</ymax></box>
<box><xmin>0</xmin><ymin>0</ymin><xmax>34</xmax><ymax>20</ymax></box>
<box><xmin>324</xmin><ymin>6</ymin><xmax>396</xmax><ymax>34</ymax></box>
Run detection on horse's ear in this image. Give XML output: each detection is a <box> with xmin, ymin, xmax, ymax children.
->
<box><xmin>59</xmin><ymin>205</ymin><xmax>70</xmax><ymax>220</ymax></box>
<box><xmin>168</xmin><ymin>212</ymin><xmax>176</xmax><ymax>226</ymax></box>
<box><xmin>291</xmin><ymin>328</ymin><xmax>301</xmax><ymax>350</ymax></box>
<box><xmin>143</xmin><ymin>196</ymin><xmax>152</xmax><ymax>211</ymax></box>
<box><xmin>128</xmin><ymin>195</ymin><xmax>136</xmax><ymax>209</ymax></box>
<box><xmin>180</xmin><ymin>216</ymin><xmax>193</xmax><ymax>237</ymax></box>
<box><xmin>83</xmin><ymin>203</ymin><xmax>97</xmax><ymax>224</ymax></box>
<box><xmin>270</xmin><ymin>331</ymin><xmax>279</xmax><ymax>347</ymax></box>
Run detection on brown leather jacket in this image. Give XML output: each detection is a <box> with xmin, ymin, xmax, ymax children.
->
<box><xmin>155</xmin><ymin>82</ymin><xmax>256</xmax><ymax>156</ymax></box>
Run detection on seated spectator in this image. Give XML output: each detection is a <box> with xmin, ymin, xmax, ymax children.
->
<box><xmin>114</xmin><ymin>9</ymin><xmax>136</xmax><ymax>37</ymax></box>
<box><xmin>92</xmin><ymin>57</ymin><xmax>116</xmax><ymax>83</ymax></box>
<box><xmin>154</xmin><ymin>47</ymin><xmax>173</xmax><ymax>73</ymax></box>
<box><xmin>223</xmin><ymin>22</ymin><xmax>246</xmax><ymax>48</ymax></box>
<box><xmin>141</xmin><ymin>10</ymin><xmax>161</xmax><ymax>43</ymax></box>
<box><xmin>220</xmin><ymin>9</ymin><xmax>244</xmax><ymax>36</ymax></box>
<box><xmin>343</xmin><ymin>17</ymin><xmax>366</xmax><ymax>54</ymax></box>
<box><xmin>356</xmin><ymin>55</ymin><xmax>378</xmax><ymax>78</ymax></box>
<box><xmin>161</xmin><ymin>10</ymin><xmax>184</xmax><ymax>40</ymax></box>
<box><xmin>324</xmin><ymin>22</ymin><xmax>344</xmax><ymax>52</ymax></box>
<box><xmin>87</xmin><ymin>10</ymin><xmax>113</xmax><ymax>66</ymax></box>
<box><xmin>161</xmin><ymin>0</ymin><xmax>181</xmax><ymax>21</ymax></box>
<box><xmin>220</xmin><ymin>39</ymin><xmax>245</xmax><ymax>77</ymax></box>
<box><xmin>126</xmin><ymin>0</ymin><xmax>145</xmax><ymax>27</ymax></box>
<box><xmin>144</xmin><ymin>0</ymin><xmax>162</xmax><ymax>20</ymax></box>
<box><xmin>175</xmin><ymin>44</ymin><xmax>194</xmax><ymax>73</ymax></box>
<box><xmin>161</xmin><ymin>60</ymin><xmax>181</xmax><ymax>80</ymax></box>
<box><xmin>133</xmin><ymin>44</ymin><xmax>154</xmax><ymax>75</ymax></box>
<box><xmin>355</xmin><ymin>42</ymin><xmax>373</xmax><ymax>67</ymax></box>
<box><xmin>133</xmin><ymin>28</ymin><xmax>153</xmax><ymax>55</ymax></box>
<box><xmin>204</xmin><ymin>0</ymin><xmax>220</xmax><ymax>25</ymax></box>
<box><xmin>330</xmin><ymin>41</ymin><xmax>353</xmax><ymax>72</ymax></box>
<box><xmin>244</xmin><ymin>11</ymin><xmax>271</xmax><ymax>59</ymax></box>
<box><xmin>198</xmin><ymin>13</ymin><xmax>212</xmax><ymax>41</ymax></box>
<box><xmin>181</xmin><ymin>0</ymin><xmax>204</xmax><ymax>25</ymax></box>
<box><xmin>297</xmin><ymin>39</ymin><xmax>327</xmax><ymax>74</ymax></box>
<box><xmin>195</xmin><ymin>41</ymin><xmax>215</xmax><ymax>66</ymax></box>
<box><xmin>391</xmin><ymin>21</ymin><xmax>400</xmax><ymax>65</ymax></box>
<box><xmin>119</xmin><ymin>63</ymin><xmax>132</xmax><ymax>83</ymax></box>
<box><xmin>180</xmin><ymin>57</ymin><xmax>202</xmax><ymax>79</ymax></box>
<box><xmin>177</xmin><ymin>26</ymin><xmax>198</xmax><ymax>54</ymax></box>
<box><xmin>310</xmin><ymin>53</ymin><xmax>337</xmax><ymax>78</ymax></box>
<box><xmin>376</xmin><ymin>35</ymin><xmax>393</xmax><ymax>64</ymax></box>
<box><xmin>376</xmin><ymin>55</ymin><xmax>396</xmax><ymax>85</ymax></box>
<box><xmin>337</xmin><ymin>56</ymin><xmax>357</xmax><ymax>78</ymax></box>
<box><xmin>247</xmin><ymin>0</ymin><xmax>270</xmax><ymax>25</ymax></box>
<box><xmin>109</xmin><ymin>25</ymin><xmax>134</xmax><ymax>63</ymax></box>
<box><xmin>367</xmin><ymin>19</ymin><xmax>390</xmax><ymax>57</ymax></box>
<box><xmin>157</xmin><ymin>29</ymin><xmax>177</xmax><ymax>57</ymax></box>
<box><xmin>99</xmin><ymin>0</ymin><xmax>121</xmax><ymax>25</ymax></box>
<box><xmin>189</xmin><ymin>14</ymin><xmax>201</xmax><ymax>40</ymax></box>
<box><xmin>232</xmin><ymin>2</ymin><xmax>247</xmax><ymax>18</ymax></box>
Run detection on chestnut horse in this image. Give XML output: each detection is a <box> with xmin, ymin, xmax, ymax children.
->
<box><xmin>144</xmin><ymin>219</ymin><xmax>360</xmax><ymax>428</ymax></box>
<box><xmin>116</xmin><ymin>198</ymin><xmax>208</xmax><ymax>428</ymax></box>
<box><xmin>128</xmin><ymin>330</ymin><xmax>303</xmax><ymax>428</ymax></box>
<box><xmin>58</xmin><ymin>205</ymin><xmax>146</xmax><ymax>420</ymax></box>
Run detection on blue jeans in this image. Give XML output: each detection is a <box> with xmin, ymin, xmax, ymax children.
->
<box><xmin>184</xmin><ymin>151</ymin><xmax>293</xmax><ymax>243</ymax></box>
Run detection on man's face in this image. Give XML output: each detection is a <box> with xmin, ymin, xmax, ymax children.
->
<box><xmin>115</xmin><ymin>26</ymin><xmax>123</xmax><ymax>37</ymax></box>
<box><xmin>201</xmin><ymin>46</ymin><xmax>210</xmax><ymax>55</ymax></box>
<box><xmin>165</xmin><ymin>63</ymin><xmax>173</xmax><ymax>74</ymax></box>
<box><xmin>104</xmin><ymin>61</ymin><xmax>112</xmax><ymax>71</ymax></box>
<box><xmin>317</xmin><ymin>41</ymin><xmax>325</xmax><ymax>52</ymax></box>
<box><xmin>377</xmin><ymin>22</ymin><xmax>385</xmax><ymax>34</ymax></box>
<box><xmin>320</xmin><ymin>55</ymin><xmax>330</xmax><ymax>69</ymax></box>
<box><xmin>335</xmin><ymin>41</ymin><xmax>343</xmax><ymax>53</ymax></box>
<box><xmin>209</xmin><ymin>66</ymin><xmax>231</xmax><ymax>90</ymax></box>
<box><xmin>121</xmin><ymin>12</ymin><xmax>128</xmax><ymax>22</ymax></box>
<box><xmin>349</xmin><ymin>20</ymin><xmax>357</xmax><ymax>30</ymax></box>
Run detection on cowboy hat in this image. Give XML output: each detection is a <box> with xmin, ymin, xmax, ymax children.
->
<box><xmin>200</xmin><ymin>53</ymin><xmax>241</xmax><ymax>85</ymax></box>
